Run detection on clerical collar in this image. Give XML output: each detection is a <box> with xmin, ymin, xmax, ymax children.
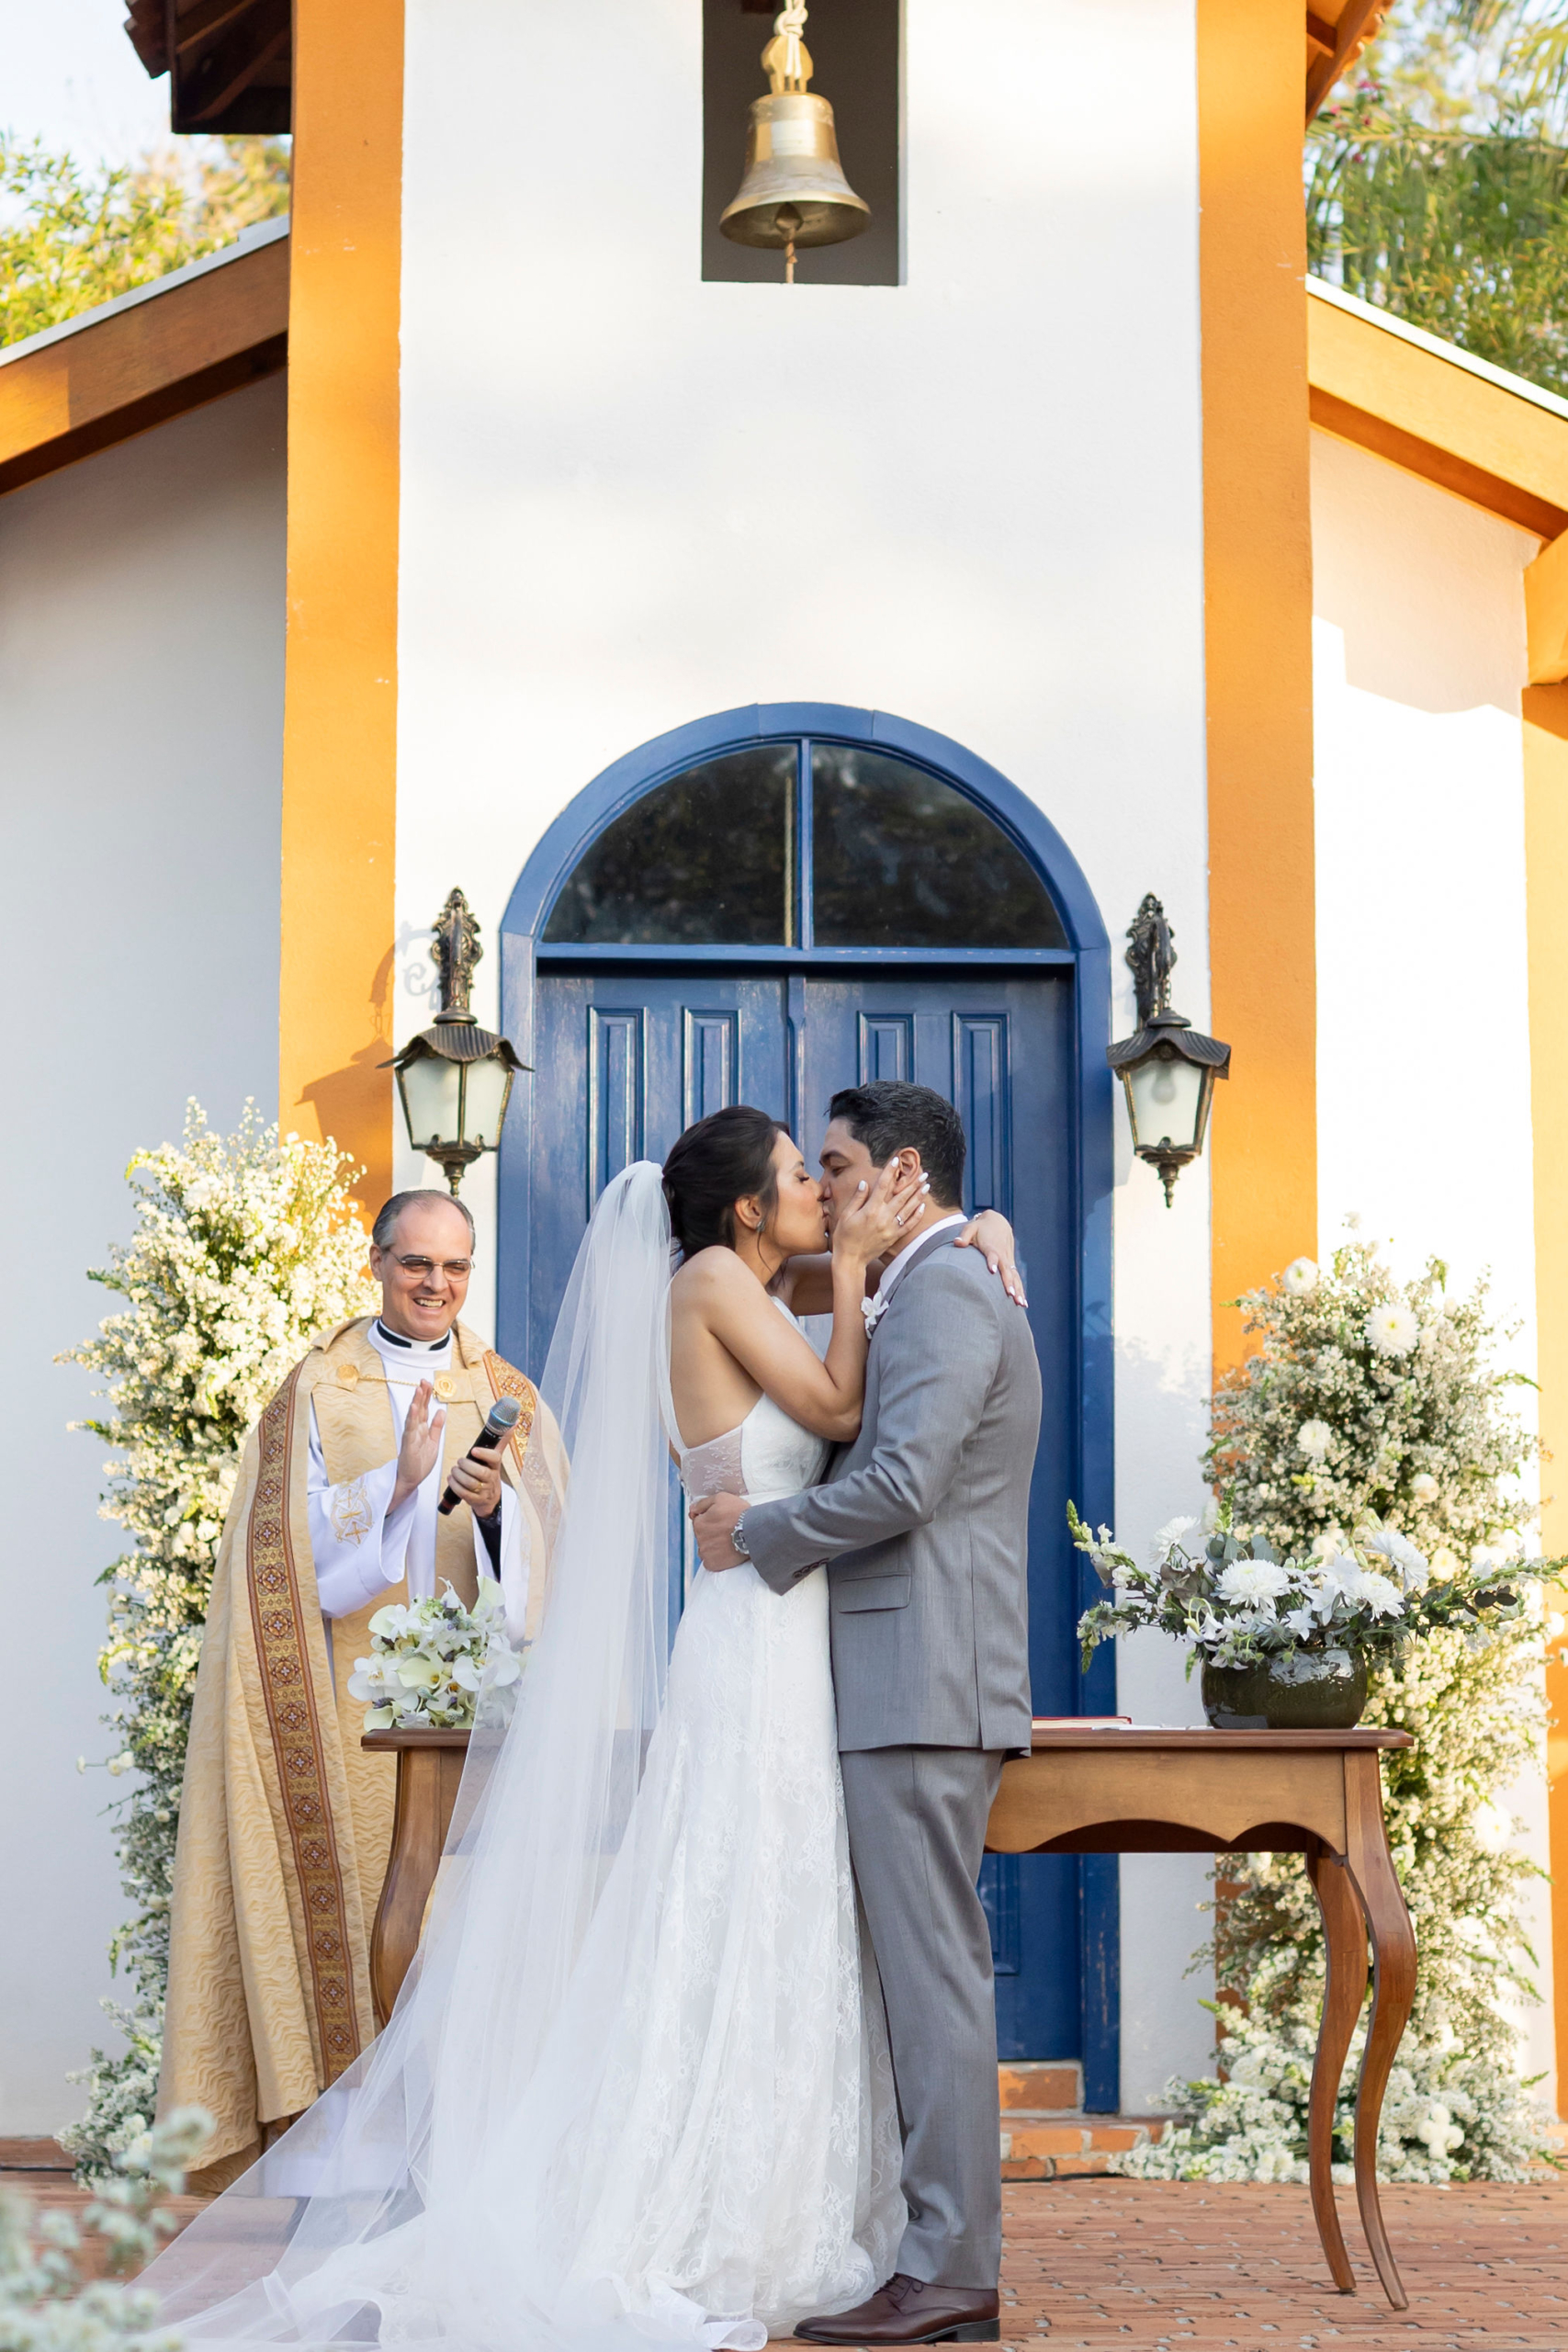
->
<box><xmin>372</xmin><ymin>1317</ymin><xmax>454</xmax><ymax>1358</ymax></box>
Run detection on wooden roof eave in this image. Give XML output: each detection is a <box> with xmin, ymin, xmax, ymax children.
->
<box><xmin>0</xmin><ymin>223</ymin><xmax>288</xmax><ymax>498</ymax></box>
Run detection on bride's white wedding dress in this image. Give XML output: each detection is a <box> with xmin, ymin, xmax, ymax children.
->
<box><xmin>148</xmin><ymin>1177</ymin><xmax>901</xmax><ymax>2352</ymax></box>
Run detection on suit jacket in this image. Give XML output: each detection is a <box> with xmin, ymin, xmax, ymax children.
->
<box><xmin>742</xmin><ymin>1223</ymin><xmax>1043</xmax><ymax>1751</ymax></box>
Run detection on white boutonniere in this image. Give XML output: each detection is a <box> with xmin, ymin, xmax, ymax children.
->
<box><xmin>862</xmin><ymin>1290</ymin><xmax>891</xmax><ymax>1338</ymax></box>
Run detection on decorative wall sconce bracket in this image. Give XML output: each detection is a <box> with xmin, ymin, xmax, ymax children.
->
<box><xmin>1106</xmin><ymin>893</ymin><xmax>1231</xmax><ymax>1205</ymax></box>
<box><xmin>383</xmin><ymin>888</ymin><xmax>529</xmax><ymax>1197</ymax></box>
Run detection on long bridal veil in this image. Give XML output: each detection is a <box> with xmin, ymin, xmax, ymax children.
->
<box><xmin>146</xmin><ymin>1161</ymin><xmax>684</xmax><ymax>2349</ymax></box>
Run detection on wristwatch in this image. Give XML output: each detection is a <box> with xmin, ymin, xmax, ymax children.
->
<box><xmin>730</xmin><ymin>1515</ymin><xmax>751</xmax><ymax>1560</ymax></box>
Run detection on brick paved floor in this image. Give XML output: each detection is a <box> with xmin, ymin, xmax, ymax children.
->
<box><xmin>991</xmin><ymin>2177</ymin><xmax>1568</xmax><ymax>2350</ymax></box>
<box><xmin>9</xmin><ymin>2168</ymin><xmax>1567</xmax><ymax>2349</ymax></box>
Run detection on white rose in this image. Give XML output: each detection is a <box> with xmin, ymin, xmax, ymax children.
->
<box><xmin>1410</xmin><ymin>1473</ymin><xmax>1438</xmax><ymax>1503</ymax></box>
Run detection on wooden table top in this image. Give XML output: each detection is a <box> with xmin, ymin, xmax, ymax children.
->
<box><xmin>1021</xmin><ymin>1725</ymin><xmax>1413</xmax><ymax>1752</ymax></box>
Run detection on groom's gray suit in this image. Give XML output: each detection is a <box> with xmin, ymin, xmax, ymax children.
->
<box><xmin>741</xmin><ymin>1220</ymin><xmax>1042</xmax><ymax>2290</ymax></box>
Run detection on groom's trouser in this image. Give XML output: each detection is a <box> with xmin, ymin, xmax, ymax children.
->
<box><xmin>840</xmin><ymin>1745</ymin><xmax>1006</xmax><ymax>2290</ymax></box>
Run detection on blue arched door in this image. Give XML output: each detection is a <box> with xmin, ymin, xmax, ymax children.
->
<box><xmin>498</xmin><ymin>707</ymin><xmax>1117</xmax><ymax>2100</ymax></box>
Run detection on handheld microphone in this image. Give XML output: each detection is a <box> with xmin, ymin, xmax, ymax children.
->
<box><xmin>436</xmin><ymin>1392</ymin><xmax>522</xmax><ymax>1515</ymax></box>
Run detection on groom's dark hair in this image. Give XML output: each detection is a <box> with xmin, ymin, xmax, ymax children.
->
<box><xmin>828</xmin><ymin>1082</ymin><xmax>965</xmax><ymax>1209</ymax></box>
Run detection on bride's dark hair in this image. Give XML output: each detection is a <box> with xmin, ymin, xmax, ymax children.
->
<box><xmin>662</xmin><ymin>1104</ymin><xmax>787</xmax><ymax>1257</ymax></box>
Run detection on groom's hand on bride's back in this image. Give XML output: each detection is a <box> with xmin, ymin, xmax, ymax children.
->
<box><xmin>689</xmin><ymin>1490</ymin><xmax>746</xmax><ymax>1570</ymax></box>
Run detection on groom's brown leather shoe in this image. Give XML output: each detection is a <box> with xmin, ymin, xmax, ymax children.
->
<box><xmin>794</xmin><ymin>2274</ymin><xmax>1008</xmax><ymax>2344</ymax></box>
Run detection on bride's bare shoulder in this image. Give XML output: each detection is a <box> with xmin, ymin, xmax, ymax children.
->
<box><xmin>671</xmin><ymin>1246</ymin><xmax>750</xmax><ymax>1303</ymax></box>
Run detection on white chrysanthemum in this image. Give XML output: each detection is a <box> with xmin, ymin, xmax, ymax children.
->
<box><xmin>1295</xmin><ymin>1419</ymin><xmax>1333</xmax><ymax>1459</ymax></box>
<box><xmin>1149</xmin><ymin>1513</ymin><xmax>1199</xmax><ymax>1567</ymax></box>
<box><xmin>1365</xmin><ymin>1302</ymin><xmax>1420</xmax><ymax>1357</ymax></box>
<box><xmin>1282</xmin><ymin>1257</ymin><xmax>1318</xmax><ymax>1295</ymax></box>
<box><xmin>1365</xmin><ymin>1527</ymin><xmax>1430</xmax><ymax>1595</ymax></box>
<box><xmin>1410</xmin><ymin>1472</ymin><xmax>1439</xmax><ymax>1503</ymax></box>
<box><xmin>1217</xmin><ymin>1558</ymin><xmax>1292</xmax><ymax>1608</ymax></box>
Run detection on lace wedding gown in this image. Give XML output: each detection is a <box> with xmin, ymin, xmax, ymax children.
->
<box><xmin>156</xmin><ymin>1278</ymin><xmax>902</xmax><ymax>2352</ymax></box>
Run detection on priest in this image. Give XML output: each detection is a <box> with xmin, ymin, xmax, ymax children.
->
<box><xmin>159</xmin><ymin>1189</ymin><xmax>564</xmax><ymax>2188</ymax></box>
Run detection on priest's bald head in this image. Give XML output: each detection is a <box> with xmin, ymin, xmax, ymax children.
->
<box><xmin>368</xmin><ymin>1189</ymin><xmax>477</xmax><ymax>1342</ymax></box>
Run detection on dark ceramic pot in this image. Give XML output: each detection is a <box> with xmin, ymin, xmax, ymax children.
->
<box><xmin>1200</xmin><ymin>1651</ymin><xmax>1370</xmax><ymax>1731</ymax></box>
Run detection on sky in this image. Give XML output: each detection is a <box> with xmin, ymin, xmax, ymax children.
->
<box><xmin>1</xmin><ymin>0</ymin><xmax>173</xmax><ymax>164</ymax></box>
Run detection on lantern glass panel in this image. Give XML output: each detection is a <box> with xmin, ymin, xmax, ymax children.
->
<box><xmin>1126</xmin><ymin>1051</ymin><xmax>1205</xmax><ymax>1153</ymax></box>
<box><xmin>463</xmin><ymin>1055</ymin><xmax>512</xmax><ymax>1147</ymax></box>
<box><xmin>400</xmin><ymin>1052</ymin><xmax>464</xmax><ymax>1148</ymax></box>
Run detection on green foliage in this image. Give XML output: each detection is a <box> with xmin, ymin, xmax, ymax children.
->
<box><xmin>58</xmin><ymin>1106</ymin><xmax>377</xmax><ymax>2179</ymax></box>
<box><xmin>1305</xmin><ymin>0</ymin><xmax>1568</xmax><ymax>396</ymax></box>
<box><xmin>0</xmin><ymin>137</ymin><xmax>290</xmax><ymax>349</ymax></box>
<box><xmin>1122</xmin><ymin>1233</ymin><xmax>1557</xmax><ymax>2182</ymax></box>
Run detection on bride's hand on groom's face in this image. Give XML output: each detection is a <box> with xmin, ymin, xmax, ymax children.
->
<box><xmin>831</xmin><ymin>1158</ymin><xmax>927</xmax><ymax>1267</ymax></box>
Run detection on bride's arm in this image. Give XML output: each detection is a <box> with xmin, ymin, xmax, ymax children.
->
<box><xmin>689</xmin><ymin>1170</ymin><xmax>908</xmax><ymax>1442</ymax></box>
<box><xmin>780</xmin><ymin>1208</ymin><xmax>1025</xmax><ymax>1317</ymax></box>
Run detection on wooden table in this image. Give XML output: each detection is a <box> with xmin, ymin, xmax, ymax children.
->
<box><xmin>367</xmin><ymin>1722</ymin><xmax>1417</xmax><ymax>2311</ymax></box>
<box><xmin>987</xmin><ymin>1726</ymin><xmax>1416</xmax><ymax>2309</ymax></box>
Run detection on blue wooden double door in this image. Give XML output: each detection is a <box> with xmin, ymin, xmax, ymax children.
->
<box><xmin>529</xmin><ymin>961</ymin><xmax>1084</xmax><ymax>2064</ymax></box>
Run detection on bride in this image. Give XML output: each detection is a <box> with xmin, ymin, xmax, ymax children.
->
<box><xmin>146</xmin><ymin>1109</ymin><xmax>1013</xmax><ymax>2352</ymax></box>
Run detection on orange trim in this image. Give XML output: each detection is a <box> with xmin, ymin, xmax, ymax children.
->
<box><xmin>277</xmin><ymin>0</ymin><xmax>403</xmax><ymax>1218</ymax></box>
<box><xmin>1307</xmin><ymin>290</ymin><xmax>1568</xmax><ymax>539</ymax></box>
<box><xmin>0</xmin><ymin>235</ymin><xmax>288</xmax><ymax>496</ymax></box>
<box><xmin>1522</xmin><ymin>685</ymin><xmax>1568</xmax><ymax>2106</ymax></box>
<box><xmin>1199</xmin><ymin>0</ymin><xmax>1317</xmax><ymax>1373</ymax></box>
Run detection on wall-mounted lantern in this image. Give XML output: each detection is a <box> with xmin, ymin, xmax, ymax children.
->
<box><xmin>384</xmin><ymin>889</ymin><xmax>527</xmax><ymax>1197</ymax></box>
<box><xmin>1106</xmin><ymin>894</ymin><xmax>1231</xmax><ymax>1206</ymax></box>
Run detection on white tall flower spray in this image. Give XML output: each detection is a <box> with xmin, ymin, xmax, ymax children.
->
<box><xmin>1118</xmin><ymin>1234</ymin><xmax>1556</xmax><ymax>2185</ymax></box>
<box><xmin>59</xmin><ymin>1104</ymin><xmax>378</xmax><ymax>2177</ymax></box>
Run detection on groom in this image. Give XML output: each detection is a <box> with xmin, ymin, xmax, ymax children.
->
<box><xmin>693</xmin><ymin>1080</ymin><xmax>1042</xmax><ymax>2346</ymax></box>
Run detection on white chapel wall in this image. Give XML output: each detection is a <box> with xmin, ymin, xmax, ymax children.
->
<box><xmin>392</xmin><ymin>0</ymin><xmax>1215</xmax><ymax>2100</ymax></box>
<box><xmin>0</xmin><ymin>376</ymin><xmax>287</xmax><ymax>2132</ymax></box>
<box><xmin>1311</xmin><ymin>424</ymin><xmax>1556</xmax><ymax>2106</ymax></box>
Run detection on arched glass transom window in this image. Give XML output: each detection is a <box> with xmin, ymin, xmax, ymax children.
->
<box><xmin>542</xmin><ymin>740</ymin><xmax>1066</xmax><ymax>951</ymax></box>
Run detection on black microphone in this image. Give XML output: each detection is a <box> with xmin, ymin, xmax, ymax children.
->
<box><xmin>436</xmin><ymin>1392</ymin><xmax>522</xmax><ymax>1515</ymax></box>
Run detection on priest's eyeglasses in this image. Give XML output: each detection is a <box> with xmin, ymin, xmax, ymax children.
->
<box><xmin>391</xmin><ymin>1253</ymin><xmax>474</xmax><ymax>1278</ymax></box>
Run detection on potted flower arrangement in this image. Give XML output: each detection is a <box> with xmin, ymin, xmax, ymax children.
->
<box><xmin>1070</xmin><ymin>1500</ymin><xmax>1544</xmax><ymax>1729</ymax></box>
<box><xmin>349</xmin><ymin>1579</ymin><xmax>520</xmax><ymax>1730</ymax></box>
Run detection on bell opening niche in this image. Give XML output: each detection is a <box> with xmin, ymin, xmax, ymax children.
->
<box><xmin>703</xmin><ymin>0</ymin><xmax>900</xmax><ymax>287</ymax></box>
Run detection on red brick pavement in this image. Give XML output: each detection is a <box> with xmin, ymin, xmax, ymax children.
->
<box><xmin>10</xmin><ymin>2168</ymin><xmax>1567</xmax><ymax>2349</ymax></box>
<box><xmin>990</xmin><ymin>2177</ymin><xmax>1568</xmax><ymax>2350</ymax></box>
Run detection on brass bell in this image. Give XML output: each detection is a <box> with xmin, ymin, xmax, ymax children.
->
<box><xmin>720</xmin><ymin>1</ymin><xmax>870</xmax><ymax>281</ymax></box>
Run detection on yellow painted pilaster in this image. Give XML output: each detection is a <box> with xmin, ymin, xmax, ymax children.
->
<box><xmin>1197</xmin><ymin>0</ymin><xmax>1317</xmax><ymax>1369</ymax></box>
<box><xmin>278</xmin><ymin>0</ymin><xmax>403</xmax><ymax>1215</ymax></box>
<box><xmin>1523</xmin><ymin>684</ymin><xmax>1568</xmax><ymax>2108</ymax></box>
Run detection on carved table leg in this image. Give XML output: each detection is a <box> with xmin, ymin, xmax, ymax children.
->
<box><xmin>370</xmin><ymin>1744</ymin><xmax>453</xmax><ymax>2027</ymax></box>
<box><xmin>1343</xmin><ymin>1750</ymin><xmax>1417</xmax><ymax>2312</ymax></box>
<box><xmin>1305</xmin><ymin>1839</ymin><xmax>1364</xmax><ymax>2294</ymax></box>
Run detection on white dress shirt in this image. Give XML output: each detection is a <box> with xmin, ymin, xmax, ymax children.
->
<box><xmin>307</xmin><ymin>1318</ymin><xmax>528</xmax><ymax>1633</ymax></box>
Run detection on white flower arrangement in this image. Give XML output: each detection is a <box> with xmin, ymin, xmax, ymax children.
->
<box><xmin>60</xmin><ymin>1103</ymin><xmax>378</xmax><ymax>2178</ymax></box>
<box><xmin>1135</xmin><ymin>1232</ymin><xmax>1562</xmax><ymax>2185</ymax></box>
<box><xmin>1114</xmin><ymin>2007</ymin><xmax>1553</xmax><ymax>2188</ymax></box>
<box><xmin>350</xmin><ymin>1581</ymin><xmax>519</xmax><ymax>1731</ymax></box>
<box><xmin>1072</xmin><ymin>1504</ymin><xmax>1527</xmax><ymax>1679</ymax></box>
<box><xmin>1</xmin><ymin>2108</ymin><xmax>209</xmax><ymax>2352</ymax></box>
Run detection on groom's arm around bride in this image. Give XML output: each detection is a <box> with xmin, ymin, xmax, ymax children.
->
<box><xmin>694</xmin><ymin>1082</ymin><xmax>1043</xmax><ymax>2340</ymax></box>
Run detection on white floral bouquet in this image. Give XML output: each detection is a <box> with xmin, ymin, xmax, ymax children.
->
<box><xmin>349</xmin><ymin>1581</ymin><xmax>519</xmax><ymax>1730</ymax></box>
<box><xmin>1070</xmin><ymin>1499</ymin><xmax>1541</xmax><ymax>1679</ymax></box>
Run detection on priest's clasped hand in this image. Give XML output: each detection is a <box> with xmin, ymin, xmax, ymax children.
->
<box><xmin>689</xmin><ymin>1489</ymin><xmax>748</xmax><ymax>1572</ymax></box>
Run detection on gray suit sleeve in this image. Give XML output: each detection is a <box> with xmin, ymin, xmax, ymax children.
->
<box><xmin>743</xmin><ymin>1260</ymin><xmax>1003</xmax><ymax>1592</ymax></box>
